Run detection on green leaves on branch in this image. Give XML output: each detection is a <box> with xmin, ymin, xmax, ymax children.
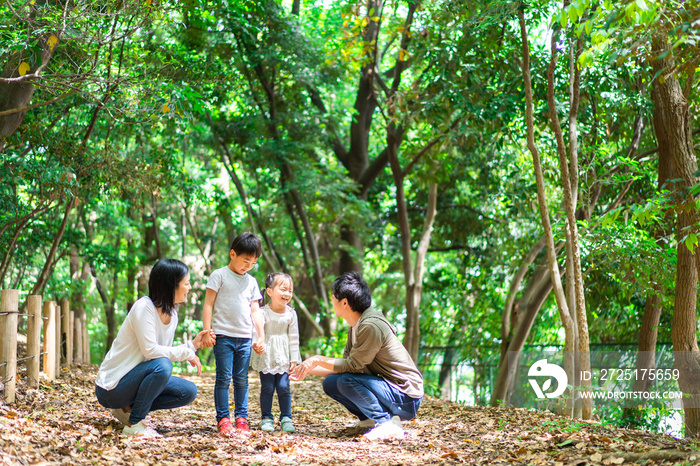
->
<box><xmin>600</xmin><ymin>189</ymin><xmax>672</xmax><ymax>230</ymax></box>
<box><xmin>551</xmin><ymin>0</ymin><xmax>697</xmax><ymax>70</ymax></box>
<box><xmin>683</xmin><ymin>232</ymin><xmax>698</xmax><ymax>254</ymax></box>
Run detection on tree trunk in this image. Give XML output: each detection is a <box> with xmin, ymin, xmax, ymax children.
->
<box><xmin>518</xmin><ymin>10</ymin><xmax>577</xmax><ymax>406</ymax></box>
<box><xmin>622</xmin><ymin>111</ymin><xmax>672</xmax><ymax>423</ymax></box>
<box><xmin>0</xmin><ymin>32</ymin><xmax>55</xmax><ymax>153</ymax></box>
<box><xmin>337</xmin><ymin>0</ymin><xmax>385</xmax><ymax>273</ymax></box>
<box><xmin>501</xmin><ymin>235</ymin><xmax>546</xmax><ymax>362</ymax></box>
<box><xmin>490</xmin><ymin>261</ymin><xmax>554</xmax><ymax>405</ymax></box>
<box><xmin>29</xmin><ymin>199</ymin><xmax>74</xmax><ymax>296</ymax></box>
<box><xmin>0</xmin><ymin>218</ymin><xmax>29</xmax><ymax>286</ymax></box>
<box><xmin>439</xmin><ymin>343</ymin><xmax>457</xmax><ymax>401</ymax></box>
<box><xmin>651</xmin><ymin>40</ymin><xmax>700</xmax><ymax>439</ymax></box>
<box><xmin>90</xmin><ymin>262</ymin><xmax>118</xmax><ymax>351</ymax></box>
<box><xmin>405</xmin><ymin>183</ymin><xmax>438</xmax><ymax>361</ymax></box>
<box><xmin>388</xmin><ymin>117</ymin><xmax>438</xmax><ymax>362</ymax></box>
<box><xmin>125</xmin><ymin>236</ymin><xmax>138</xmax><ymax>314</ymax></box>
<box><xmin>546</xmin><ymin>17</ymin><xmax>592</xmax><ymax>420</ymax></box>
<box><xmin>282</xmin><ymin>164</ymin><xmax>329</xmax><ymax>312</ymax></box>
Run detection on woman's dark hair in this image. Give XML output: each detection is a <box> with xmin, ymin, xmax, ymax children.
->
<box><xmin>230</xmin><ymin>232</ymin><xmax>262</xmax><ymax>258</ymax></box>
<box><xmin>148</xmin><ymin>259</ymin><xmax>189</xmax><ymax>316</ymax></box>
<box><xmin>331</xmin><ymin>272</ymin><xmax>372</xmax><ymax>314</ymax></box>
<box><xmin>259</xmin><ymin>272</ymin><xmax>293</xmax><ymax>306</ymax></box>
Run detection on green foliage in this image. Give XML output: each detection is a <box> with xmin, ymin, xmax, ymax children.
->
<box><xmin>1</xmin><ymin>0</ymin><xmax>698</xmax><ymax>437</ymax></box>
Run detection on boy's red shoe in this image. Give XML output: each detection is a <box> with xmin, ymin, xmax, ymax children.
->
<box><xmin>218</xmin><ymin>417</ymin><xmax>234</xmax><ymax>435</ymax></box>
<box><xmin>235</xmin><ymin>417</ymin><xmax>250</xmax><ymax>432</ymax></box>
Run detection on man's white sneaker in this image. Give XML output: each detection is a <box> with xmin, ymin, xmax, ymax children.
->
<box><xmin>111</xmin><ymin>408</ymin><xmax>131</xmax><ymax>426</ymax></box>
<box><xmin>346</xmin><ymin>418</ymin><xmax>376</xmax><ymax>429</ymax></box>
<box><xmin>123</xmin><ymin>421</ymin><xmax>162</xmax><ymax>438</ymax></box>
<box><xmin>363</xmin><ymin>419</ymin><xmax>405</xmax><ymax>440</ymax></box>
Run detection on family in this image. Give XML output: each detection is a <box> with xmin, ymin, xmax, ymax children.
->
<box><xmin>94</xmin><ymin>232</ymin><xmax>423</xmax><ymax>441</ymax></box>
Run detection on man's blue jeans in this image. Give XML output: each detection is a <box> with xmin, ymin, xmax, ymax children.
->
<box><xmin>322</xmin><ymin>373</ymin><xmax>422</xmax><ymax>424</ymax></box>
<box><xmin>214</xmin><ymin>336</ymin><xmax>252</xmax><ymax>422</ymax></box>
<box><xmin>259</xmin><ymin>372</ymin><xmax>292</xmax><ymax>420</ymax></box>
<box><xmin>95</xmin><ymin>357</ymin><xmax>197</xmax><ymax>425</ymax></box>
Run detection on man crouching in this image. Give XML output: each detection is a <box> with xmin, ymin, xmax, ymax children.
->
<box><xmin>290</xmin><ymin>272</ymin><xmax>423</xmax><ymax>440</ymax></box>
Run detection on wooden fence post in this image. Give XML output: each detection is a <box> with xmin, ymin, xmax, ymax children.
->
<box><xmin>0</xmin><ymin>290</ymin><xmax>19</xmax><ymax>402</ymax></box>
<box><xmin>53</xmin><ymin>301</ymin><xmax>61</xmax><ymax>376</ymax></box>
<box><xmin>61</xmin><ymin>299</ymin><xmax>71</xmax><ymax>366</ymax></box>
<box><xmin>42</xmin><ymin>301</ymin><xmax>56</xmax><ymax>381</ymax></box>
<box><xmin>26</xmin><ymin>295</ymin><xmax>42</xmax><ymax>389</ymax></box>
<box><xmin>68</xmin><ymin>310</ymin><xmax>74</xmax><ymax>367</ymax></box>
<box><xmin>82</xmin><ymin>317</ymin><xmax>90</xmax><ymax>365</ymax></box>
<box><xmin>73</xmin><ymin>316</ymin><xmax>83</xmax><ymax>365</ymax></box>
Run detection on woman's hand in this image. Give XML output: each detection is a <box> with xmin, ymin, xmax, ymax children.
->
<box><xmin>189</xmin><ymin>355</ymin><xmax>202</xmax><ymax>376</ymax></box>
<box><xmin>194</xmin><ymin>329</ymin><xmax>216</xmax><ymax>349</ymax></box>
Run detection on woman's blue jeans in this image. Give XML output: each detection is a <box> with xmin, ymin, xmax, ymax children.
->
<box><xmin>259</xmin><ymin>372</ymin><xmax>292</xmax><ymax>420</ymax></box>
<box><xmin>214</xmin><ymin>336</ymin><xmax>252</xmax><ymax>422</ymax></box>
<box><xmin>95</xmin><ymin>357</ymin><xmax>197</xmax><ymax>425</ymax></box>
<box><xmin>322</xmin><ymin>373</ymin><xmax>422</xmax><ymax>424</ymax></box>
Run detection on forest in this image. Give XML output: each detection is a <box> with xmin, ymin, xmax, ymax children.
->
<box><xmin>1</xmin><ymin>0</ymin><xmax>700</xmax><ymax>444</ymax></box>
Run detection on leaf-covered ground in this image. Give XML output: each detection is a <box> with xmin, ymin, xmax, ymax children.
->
<box><xmin>1</xmin><ymin>366</ymin><xmax>699</xmax><ymax>465</ymax></box>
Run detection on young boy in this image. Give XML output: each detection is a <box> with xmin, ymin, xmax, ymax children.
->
<box><xmin>202</xmin><ymin>232</ymin><xmax>266</xmax><ymax>435</ymax></box>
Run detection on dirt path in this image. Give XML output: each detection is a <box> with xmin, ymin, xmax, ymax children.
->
<box><xmin>1</xmin><ymin>366</ymin><xmax>698</xmax><ymax>465</ymax></box>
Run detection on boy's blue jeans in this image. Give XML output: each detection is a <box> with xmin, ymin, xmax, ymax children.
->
<box><xmin>322</xmin><ymin>373</ymin><xmax>422</xmax><ymax>424</ymax></box>
<box><xmin>95</xmin><ymin>357</ymin><xmax>197</xmax><ymax>425</ymax></box>
<box><xmin>259</xmin><ymin>372</ymin><xmax>292</xmax><ymax>420</ymax></box>
<box><xmin>214</xmin><ymin>336</ymin><xmax>252</xmax><ymax>422</ymax></box>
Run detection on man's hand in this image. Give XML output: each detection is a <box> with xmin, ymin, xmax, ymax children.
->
<box><xmin>189</xmin><ymin>356</ymin><xmax>202</xmax><ymax>376</ymax></box>
<box><xmin>194</xmin><ymin>329</ymin><xmax>216</xmax><ymax>349</ymax></box>
<box><xmin>290</xmin><ymin>357</ymin><xmax>316</xmax><ymax>381</ymax></box>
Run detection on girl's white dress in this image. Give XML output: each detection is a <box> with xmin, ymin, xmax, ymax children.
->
<box><xmin>250</xmin><ymin>304</ymin><xmax>301</xmax><ymax>374</ymax></box>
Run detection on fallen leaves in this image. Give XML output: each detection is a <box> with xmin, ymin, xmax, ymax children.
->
<box><xmin>1</xmin><ymin>367</ymin><xmax>699</xmax><ymax>465</ymax></box>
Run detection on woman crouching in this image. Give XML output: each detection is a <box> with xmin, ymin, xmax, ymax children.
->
<box><xmin>95</xmin><ymin>258</ymin><xmax>214</xmax><ymax>437</ymax></box>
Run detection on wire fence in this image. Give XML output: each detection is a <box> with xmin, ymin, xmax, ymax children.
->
<box><xmin>417</xmin><ymin>342</ymin><xmax>678</xmax><ymax>406</ymax></box>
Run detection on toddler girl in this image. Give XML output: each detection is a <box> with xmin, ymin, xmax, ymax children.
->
<box><xmin>250</xmin><ymin>273</ymin><xmax>301</xmax><ymax>432</ymax></box>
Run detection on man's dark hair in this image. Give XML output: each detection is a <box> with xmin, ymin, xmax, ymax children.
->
<box><xmin>332</xmin><ymin>272</ymin><xmax>372</xmax><ymax>314</ymax></box>
<box><xmin>230</xmin><ymin>232</ymin><xmax>262</xmax><ymax>258</ymax></box>
<box><xmin>148</xmin><ymin>259</ymin><xmax>189</xmax><ymax>316</ymax></box>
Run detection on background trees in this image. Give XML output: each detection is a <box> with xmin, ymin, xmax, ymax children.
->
<box><xmin>2</xmin><ymin>0</ymin><xmax>699</xmax><ymax>437</ymax></box>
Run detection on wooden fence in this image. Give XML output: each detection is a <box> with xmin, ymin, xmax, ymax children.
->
<box><xmin>0</xmin><ymin>289</ymin><xmax>91</xmax><ymax>403</ymax></box>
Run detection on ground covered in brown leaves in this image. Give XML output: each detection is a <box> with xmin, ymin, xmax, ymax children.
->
<box><xmin>1</xmin><ymin>366</ymin><xmax>699</xmax><ymax>465</ymax></box>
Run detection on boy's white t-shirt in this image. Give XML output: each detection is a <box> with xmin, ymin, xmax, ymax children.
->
<box><xmin>95</xmin><ymin>296</ymin><xmax>196</xmax><ymax>390</ymax></box>
<box><xmin>207</xmin><ymin>266</ymin><xmax>262</xmax><ymax>338</ymax></box>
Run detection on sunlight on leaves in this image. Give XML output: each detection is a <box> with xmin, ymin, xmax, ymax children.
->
<box><xmin>47</xmin><ymin>34</ymin><xmax>58</xmax><ymax>51</ymax></box>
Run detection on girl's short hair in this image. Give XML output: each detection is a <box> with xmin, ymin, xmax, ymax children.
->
<box><xmin>260</xmin><ymin>273</ymin><xmax>294</xmax><ymax>306</ymax></box>
<box><xmin>265</xmin><ymin>272</ymin><xmax>294</xmax><ymax>290</ymax></box>
<box><xmin>148</xmin><ymin>259</ymin><xmax>189</xmax><ymax>316</ymax></box>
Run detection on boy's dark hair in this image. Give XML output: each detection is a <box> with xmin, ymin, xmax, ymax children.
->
<box><xmin>331</xmin><ymin>272</ymin><xmax>372</xmax><ymax>314</ymax></box>
<box><xmin>149</xmin><ymin>258</ymin><xmax>189</xmax><ymax>316</ymax></box>
<box><xmin>230</xmin><ymin>232</ymin><xmax>262</xmax><ymax>258</ymax></box>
